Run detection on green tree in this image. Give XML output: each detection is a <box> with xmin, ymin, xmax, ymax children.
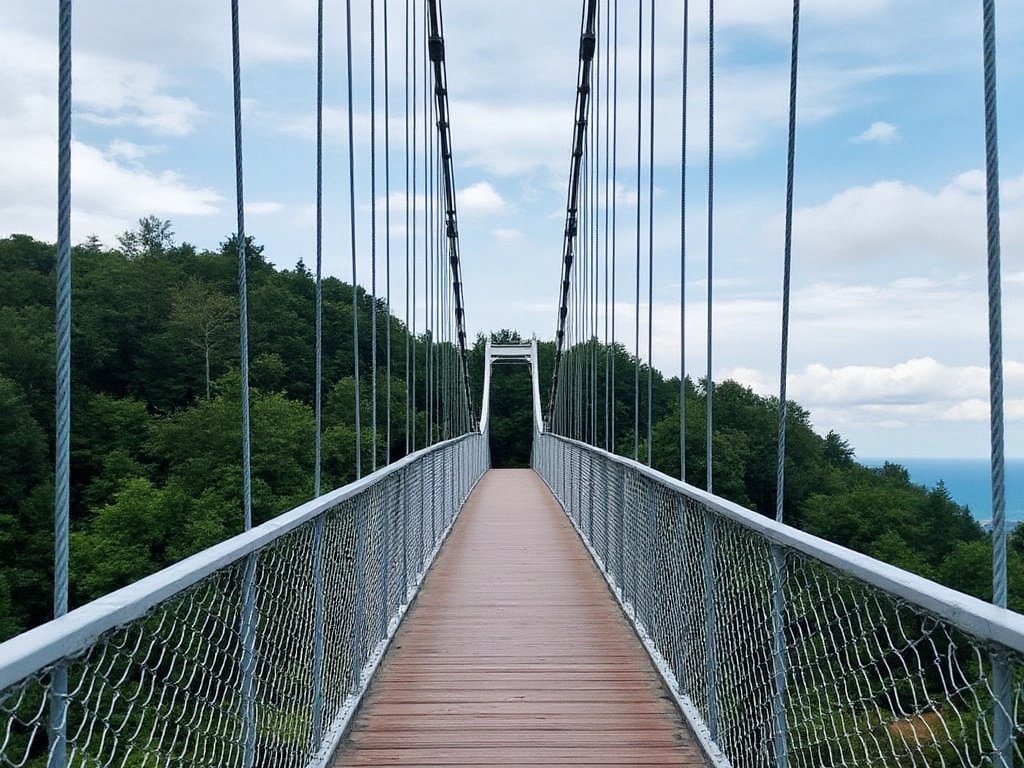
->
<box><xmin>169</xmin><ymin>277</ymin><xmax>237</xmax><ymax>399</ymax></box>
<box><xmin>118</xmin><ymin>216</ymin><xmax>175</xmax><ymax>258</ymax></box>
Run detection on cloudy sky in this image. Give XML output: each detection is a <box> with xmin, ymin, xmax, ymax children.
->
<box><xmin>2</xmin><ymin>1</ymin><xmax>1023</xmax><ymax>459</ymax></box>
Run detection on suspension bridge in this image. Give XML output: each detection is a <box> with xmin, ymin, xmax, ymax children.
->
<box><xmin>1</xmin><ymin>0</ymin><xmax>1022</xmax><ymax>767</ymax></box>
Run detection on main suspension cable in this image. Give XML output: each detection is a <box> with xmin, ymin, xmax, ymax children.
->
<box><xmin>426</xmin><ymin>0</ymin><xmax>477</xmax><ymax>431</ymax></box>
<box><xmin>548</xmin><ymin>0</ymin><xmax>600</xmax><ymax>428</ymax></box>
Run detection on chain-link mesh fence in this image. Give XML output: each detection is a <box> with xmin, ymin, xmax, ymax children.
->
<box><xmin>0</xmin><ymin>434</ymin><xmax>488</xmax><ymax>768</ymax></box>
<box><xmin>534</xmin><ymin>431</ymin><xmax>1024</xmax><ymax>768</ymax></box>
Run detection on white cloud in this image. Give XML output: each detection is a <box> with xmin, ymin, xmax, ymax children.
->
<box><xmin>75</xmin><ymin>52</ymin><xmax>203</xmax><ymax>137</ymax></box>
<box><xmin>246</xmin><ymin>202</ymin><xmax>285</xmax><ymax>216</ymax></box>
<box><xmin>850</xmin><ymin>121</ymin><xmax>900</xmax><ymax>145</ymax></box>
<box><xmin>459</xmin><ymin>182</ymin><xmax>506</xmax><ymax>215</ymax></box>
<box><xmin>788</xmin><ymin>171</ymin><xmax>1024</xmax><ymax>268</ymax></box>
<box><xmin>450</xmin><ymin>100</ymin><xmax>572</xmax><ymax>177</ymax></box>
<box><xmin>105</xmin><ymin>140</ymin><xmax>161</xmax><ymax>162</ymax></box>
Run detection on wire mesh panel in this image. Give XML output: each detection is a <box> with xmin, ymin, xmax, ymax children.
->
<box><xmin>0</xmin><ymin>433</ymin><xmax>488</xmax><ymax>768</ymax></box>
<box><xmin>534</xmin><ymin>431</ymin><xmax>1024</xmax><ymax>768</ymax></box>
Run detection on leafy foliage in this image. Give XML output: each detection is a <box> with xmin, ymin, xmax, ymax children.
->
<box><xmin>0</xmin><ymin>223</ymin><xmax>1017</xmax><ymax>644</ymax></box>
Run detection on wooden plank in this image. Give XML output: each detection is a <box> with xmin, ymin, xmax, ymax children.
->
<box><xmin>334</xmin><ymin>469</ymin><xmax>707</xmax><ymax>767</ymax></box>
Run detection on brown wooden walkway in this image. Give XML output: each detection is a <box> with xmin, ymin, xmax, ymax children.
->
<box><xmin>335</xmin><ymin>468</ymin><xmax>707</xmax><ymax>766</ymax></box>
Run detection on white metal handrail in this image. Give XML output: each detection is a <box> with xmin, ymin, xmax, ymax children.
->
<box><xmin>534</xmin><ymin>430</ymin><xmax>1024</xmax><ymax>768</ymax></box>
<box><xmin>0</xmin><ymin>432</ymin><xmax>489</xmax><ymax>768</ymax></box>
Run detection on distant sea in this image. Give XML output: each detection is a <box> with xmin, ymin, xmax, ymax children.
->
<box><xmin>859</xmin><ymin>457</ymin><xmax>1024</xmax><ymax>526</ymax></box>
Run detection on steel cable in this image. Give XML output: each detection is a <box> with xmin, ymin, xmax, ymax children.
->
<box><xmin>314</xmin><ymin>0</ymin><xmax>324</xmax><ymax>496</ymax></box>
<box><xmin>344</xmin><ymin>0</ymin><xmax>362</xmax><ymax>478</ymax></box>
<box><xmin>384</xmin><ymin>0</ymin><xmax>393</xmax><ymax>465</ymax></box>
<box><xmin>371</xmin><ymin>0</ymin><xmax>379</xmax><ymax>472</ymax></box>
<box><xmin>646</xmin><ymin>0</ymin><xmax>655</xmax><ymax>467</ymax></box>
<box><xmin>633</xmin><ymin>0</ymin><xmax>643</xmax><ymax>462</ymax></box>
<box><xmin>705</xmin><ymin>0</ymin><xmax>715</xmax><ymax>493</ymax></box>
<box><xmin>603</xmin><ymin>0</ymin><xmax>611</xmax><ymax>451</ymax></box>
<box><xmin>980</xmin><ymin>2</ymin><xmax>1010</xmax><ymax>764</ymax></box>
<box><xmin>410</xmin><ymin>0</ymin><xmax>418</xmax><ymax>453</ymax></box>
<box><xmin>50</xmin><ymin>0</ymin><xmax>73</xmax><ymax>762</ymax></box>
<box><xmin>679</xmin><ymin>0</ymin><xmax>689</xmax><ymax>481</ymax></box>
<box><xmin>611</xmin><ymin>0</ymin><xmax>618</xmax><ymax>452</ymax></box>
<box><xmin>404</xmin><ymin>0</ymin><xmax>411</xmax><ymax>456</ymax></box>
<box><xmin>230</xmin><ymin>0</ymin><xmax>253</xmax><ymax>529</ymax></box>
<box><xmin>775</xmin><ymin>0</ymin><xmax>800</xmax><ymax>526</ymax></box>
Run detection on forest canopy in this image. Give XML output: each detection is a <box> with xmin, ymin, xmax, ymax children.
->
<box><xmin>1</xmin><ymin>222</ymin><xmax>1021</xmax><ymax>642</ymax></box>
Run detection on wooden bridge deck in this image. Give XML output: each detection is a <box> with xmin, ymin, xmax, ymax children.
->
<box><xmin>335</xmin><ymin>468</ymin><xmax>707</xmax><ymax>766</ymax></box>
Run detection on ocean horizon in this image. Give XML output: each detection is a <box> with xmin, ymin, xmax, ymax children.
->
<box><xmin>859</xmin><ymin>457</ymin><xmax>1024</xmax><ymax>524</ymax></box>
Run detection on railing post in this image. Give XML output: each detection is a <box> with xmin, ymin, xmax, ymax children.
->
<box><xmin>771</xmin><ymin>544</ymin><xmax>788</xmax><ymax>768</ymax></box>
<box><xmin>703</xmin><ymin>510</ymin><xmax>719</xmax><ymax>742</ymax></box>
<box><xmin>381</xmin><ymin>479</ymin><xmax>392</xmax><ymax>638</ymax></box>
<box><xmin>448</xmin><ymin>444</ymin><xmax>455</xmax><ymax>525</ymax></box>
<box><xmin>240</xmin><ymin>552</ymin><xmax>258</xmax><ymax>768</ymax></box>
<box><xmin>587</xmin><ymin>452</ymin><xmax>595</xmax><ymax>542</ymax></box>
<box><xmin>418</xmin><ymin>457</ymin><xmax>426</xmax><ymax>572</ymax></box>
<box><xmin>578</xmin><ymin>446</ymin><xmax>584</xmax><ymax>527</ymax></box>
<box><xmin>645</xmin><ymin>480</ymin><xmax>656</xmax><ymax>634</ymax></box>
<box><xmin>401</xmin><ymin>465</ymin><xmax>409</xmax><ymax>598</ymax></box>
<box><xmin>48</xmin><ymin>666</ymin><xmax>67</xmax><ymax>768</ymax></box>
<box><xmin>310</xmin><ymin>514</ymin><xmax>326</xmax><ymax>752</ymax></box>
<box><xmin>600</xmin><ymin>455</ymin><xmax>609</xmax><ymax>566</ymax></box>
<box><xmin>429</xmin><ymin>451</ymin><xmax>437</xmax><ymax>547</ymax></box>
<box><xmin>351</xmin><ymin>496</ymin><xmax>368</xmax><ymax>689</ymax></box>
<box><xmin>618</xmin><ymin>466</ymin><xmax>627</xmax><ymax>603</ymax></box>
<box><xmin>994</xmin><ymin>652</ymin><xmax>1013</xmax><ymax>768</ymax></box>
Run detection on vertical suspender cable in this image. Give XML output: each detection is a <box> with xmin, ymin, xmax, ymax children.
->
<box><xmin>384</xmin><ymin>0</ymin><xmax>392</xmax><ymax>464</ymax></box>
<box><xmin>593</xmin><ymin>45</ymin><xmax>600</xmax><ymax>448</ymax></box>
<box><xmin>982</xmin><ymin>0</ymin><xmax>1006</xmax><ymax>613</ymax></box>
<box><xmin>370</xmin><ymin>0</ymin><xmax>379</xmax><ymax>472</ymax></box>
<box><xmin>603</xmin><ymin>0</ymin><xmax>611</xmax><ymax>451</ymax></box>
<box><xmin>231</xmin><ymin>1</ymin><xmax>253</xmax><ymax>533</ymax></box>
<box><xmin>772</xmin><ymin>3</ymin><xmax>800</xmax><ymax>766</ymax></box>
<box><xmin>703</xmin><ymin>0</ymin><xmax>719</xmax><ymax>741</ymax></box>
<box><xmin>980</xmin><ymin>2</ymin><xmax>1010</xmax><ymax>765</ymax></box>
<box><xmin>344</xmin><ymin>0</ymin><xmax>362</xmax><ymax>479</ymax></box>
<box><xmin>405</xmin><ymin>0</ymin><xmax>412</xmax><ymax>456</ymax></box>
<box><xmin>423</xmin><ymin>5</ymin><xmax>430</xmax><ymax>443</ymax></box>
<box><xmin>230</xmin><ymin>3</ymin><xmax>257</xmax><ymax>766</ymax></box>
<box><xmin>633</xmin><ymin>0</ymin><xmax>643</xmax><ymax>462</ymax></box>
<box><xmin>679</xmin><ymin>0</ymin><xmax>689</xmax><ymax>481</ymax></box>
<box><xmin>422</xmin><ymin>21</ymin><xmax>430</xmax><ymax>445</ymax></box>
<box><xmin>646</xmin><ymin>0</ymin><xmax>655</xmax><ymax>467</ymax></box>
<box><xmin>50</xmin><ymin>1</ymin><xmax>72</xmax><ymax>764</ymax></box>
<box><xmin>585</xmin><ymin>145</ymin><xmax>593</xmax><ymax>444</ymax></box>
<box><xmin>410</xmin><ymin>0</ymin><xmax>418</xmax><ymax>453</ymax></box>
<box><xmin>610</xmin><ymin>0</ymin><xmax>618</xmax><ymax>452</ymax></box>
<box><xmin>775</xmin><ymin>0</ymin><xmax>800</xmax><ymax>527</ymax></box>
<box><xmin>310</xmin><ymin>0</ymin><xmax>326</xmax><ymax>750</ymax></box>
<box><xmin>588</xmin><ymin>92</ymin><xmax>594</xmax><ymax>444</ymax></box>
<box><xmin>313</xmin><ymin>1</ymin><xmax>325</xmax><ymax>499</ymax></box>
<box><xmin>705</xmin><ymin>0</ymin><xmax>715</xmax><ymax>493</ymax></box>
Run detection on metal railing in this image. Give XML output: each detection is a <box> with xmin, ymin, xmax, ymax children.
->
<box><xmin>0</xmin><ymin>433</ymin><xmax>489</xmax><ymax>768</ymax></box>
<box><xmin>534</xmin><ymin>431</ymin><xmax>1024</xmax><ymax>768</ymax></box>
